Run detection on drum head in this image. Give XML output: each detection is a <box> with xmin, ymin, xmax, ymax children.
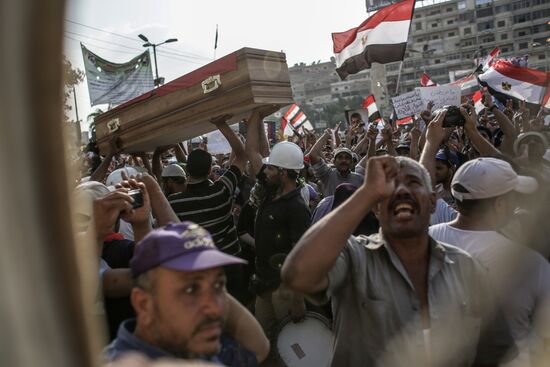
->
<box><xmin>275</xmin><ymin>312</ymin><xmax>333</xmax><ymax>367</ymax></box>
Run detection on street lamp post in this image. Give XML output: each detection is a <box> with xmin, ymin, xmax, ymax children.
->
<box><xmin>138</xmin><ymin>34</ymin><xmax>178</xmax><ymax>87</ymax></box>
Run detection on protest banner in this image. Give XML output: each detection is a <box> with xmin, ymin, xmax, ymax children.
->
<box><xmin>391</xmin><ymin>90</ymin><xmax>424</xmax><ymax>119</ymax></box>
<box><xmin>417</xmin><ymin>85</ymin><xmax>462</xmax><ymax>110</ymax></box>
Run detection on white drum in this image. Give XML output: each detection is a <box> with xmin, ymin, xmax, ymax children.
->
<box><xmin>275</xmin><ymin>312</ymin><xmax>334</xmax><ymax>367</ymax></box>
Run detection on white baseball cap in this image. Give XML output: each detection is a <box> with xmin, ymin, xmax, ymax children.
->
<box><xmin>162</xmin><ymin>164</ymin><xmax>187</xmax><ymax>178</ymax></box>
<box><xmin>451</xmin><ymin>157</ymin><xmax>538</xmax><ymax>201</ymax></box>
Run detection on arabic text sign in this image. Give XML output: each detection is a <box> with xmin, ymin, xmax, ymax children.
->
<box><xmin>417</xmin><ymin>85</ymin><xmax>462</xmax><ymax>111</ymax></box>
<box><xmin>391</xmin><ymin>90</ymin><xmax>424</xmax><ymax>119</ymax></box>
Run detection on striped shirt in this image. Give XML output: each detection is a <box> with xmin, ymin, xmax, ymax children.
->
<box><xmin>168</xmin><ymin>166</ymin><xmax>242</xmax><ymax>256</ymax></box>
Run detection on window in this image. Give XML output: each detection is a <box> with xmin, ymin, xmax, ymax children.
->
<box><xmin>448</xmin><ymin>53</ymin><xmax>461</xmax><ymax>60</ymax></box>
<box><xmin>458</xmin><ymin>1</ymin><xmax>466</xmax><ymax>9</ymax></box>
<box><xmin>495</xmin><ymin>4</ymin><xmax>511</xmax><ymax>13</ymax></box>
<box><xmin>497</xmin><ymin>20</ymin><xmax>505</xmax><ymax>27</ymax></box>
<box><xmin>416</xmin><ymin>37</ymin><xmax>425</xmax><ymax>42</ymax></box>
<box><xmin>513</xmin><ymin>13</ymin><xmax>531</xmax><ymax>23</ymax></box>
<box><xmin>533</xmin><ymin>9</ymin><xmax>550</xmax><ymax>19</ymax></box>
<box><xmin>432</xmin><ymin>34</ymin><xmax>440</xmax><ymax>40</ymax></box>
<box><xmin>415</xmin><ymin>23</ymin><xmax>422</xmax><ymax>30</ymax></box>
<box><xmin>501</xmin><ymin>33</ymin><xmax>508</xmax><ymax>40</ymax></box>
<box><xmin>476</xmin><ymin>8</ymin><xmax>494</xmax><ymax>17</ymax></box>
<box><xmin>516</xmin><ymin>28</ymin><xmax>531</xmax><ymax>37</ymax></box>
<box><xmin>447</xmin><ymin>7</ymin><xmax>454</xmax><ymax>12</ymax></box>
<box><xmin>481</xmin><ymin>35</ymin><xmax>495</xmax><ymax>43</ymax></box>
<box><xmin>464</xmin><ymin>27</ymin><xmax>472</xmax><ymax>35</ymax></box>
<box><xmin>533</xmin><ymin>24</ymin><xmax>549</xmax><ymax>33</ymax></box>
<box><xmin>501</xmin><ymin>47</ymin><xmax>509</xmax><ymax>53</ymax></box>
<box><xmin>435</xmin><ymin>59</ymin><xmax>441</xmax><ymax>64</ymax></box>
<box><xmin>475</xmin><ymin>0</ymin><xmax>493</xmax><ymax>6</ymax></box>
<box><xmin>477</xmin><ymin>21</ymin><xmax>494</xmax><ymax>31</ymax></box>
<box><xmin>447</xmin><ymin>19</ymin><xmax>455</xmax><ymax>25</ymax></box>
<box><xmin>448</xmin><ymin>32</ymin><xmax>456</xmax><ymax>37</ymax></box>
<box><xmin>519</xmin><ymin>42</ymin><xmax>529</xmax><ymax>49</ymax></box>
<box><xmin>512</xmin><ymin>0</ymin><xmax>530</xmax><ymax>10</ymax></box>
<box><xmin>459</xmin><ymin>12</ymin><xmax>475</xmax><ymax>22</ymax></box>
<box><xmin>432</xmin><ymin>23</ymin><xmax>438</xmax><ymax>28</ymax></box>
<box><xmin>539</xmin><ymin>54</ymin><xmax>546</xmax><ymax>59</ymax></box>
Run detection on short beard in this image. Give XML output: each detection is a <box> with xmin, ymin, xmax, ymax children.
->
<box><xmin>150</xmin><ymin>303</ymin><xmax>222</xmax><ymax>359</ymax></box>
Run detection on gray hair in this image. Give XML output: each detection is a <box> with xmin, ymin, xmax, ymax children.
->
<box><xmin>394</xmin><ymin>156</ymin><xmax>433</xmax><ymax>192</ymax></box>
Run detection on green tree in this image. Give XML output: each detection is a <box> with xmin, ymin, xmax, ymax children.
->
<box><xmin>63</xmin><ymin>56</ymin><xmax>84</xmax><ymax>123</ymax></box>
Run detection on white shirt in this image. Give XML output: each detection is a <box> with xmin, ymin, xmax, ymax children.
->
<box><xmin>429</xmin><ymin>223</ymin><xmax>550</xmax><ymax>367</ymax></box>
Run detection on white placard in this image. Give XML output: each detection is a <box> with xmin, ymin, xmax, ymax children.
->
<box><xmin>391</xmin><ymin>90</ymin><xmax>425</xmax><ymax>119</ymax></box>
<box><xmin>417</xmin><ymin>85</ymin><xmax>461</xmax><ymax>111</ymax></box>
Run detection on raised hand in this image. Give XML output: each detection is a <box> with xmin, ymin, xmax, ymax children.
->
<box><xmin>425</xmin><ymin>110</ymin><xmax>447</xmax><ymax>145</ymax></box>
<box><xmin>210</xmin><ymin>114</ymin><xmax>233</xmax><ymax>127</ymax></box>
<box><xmin>460</xmin><ymin>105</ymin><xmax>477</xmax><ymax>131</ymax></box>
<box><xmin>363</xmin><ymin>156</ymin><xmax>399</xmax><ymax>203</ymax></box>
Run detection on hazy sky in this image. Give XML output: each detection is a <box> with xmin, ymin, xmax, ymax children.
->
<box><xmin>64</xmin><ymin>0</ymin><xmax>372</xmax><ymax>130</ymax></box>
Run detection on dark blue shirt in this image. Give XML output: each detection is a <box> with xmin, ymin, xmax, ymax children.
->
<box><xmin>103</xmin><ymin>319</ymin><xmax>257</xmax><ymax>367</ymax></box>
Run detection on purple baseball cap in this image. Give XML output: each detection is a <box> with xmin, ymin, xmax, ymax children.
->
<box><xmin>130</xmin><ymin>222</ymin><xmax>246</xmax><ymax>277</ymax></box>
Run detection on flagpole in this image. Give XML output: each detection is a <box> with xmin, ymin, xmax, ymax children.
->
<box><xmin>213</xmin><ymin>24</ymin><xmax>218</xmax><ymax>60</ymax></box>
<box><xmin>395</xmin><ymin>61</ymin><xmax>404</xmax><ymax>94</ymax></box>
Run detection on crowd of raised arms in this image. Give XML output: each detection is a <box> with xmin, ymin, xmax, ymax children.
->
<box><xmin>73</xmin><ymin>89</ymin><xmax>550</xmax><ymax>367</ymax></box>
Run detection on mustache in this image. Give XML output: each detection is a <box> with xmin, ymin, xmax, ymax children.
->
<box><xmin>192</xmin><ymin>316</ymin><xmax>223</xmax><ymax>336</ymax></box>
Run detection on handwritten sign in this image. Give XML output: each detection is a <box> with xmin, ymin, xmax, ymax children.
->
<box><xmin>417</xmin><ymin>85</ymin><xmax>461</xmax><ymax>111</ymax></box>
<box><xmin>392</xmin><ymin>90</ymin><xmax>424</xmax><ymax>119</ymax></box>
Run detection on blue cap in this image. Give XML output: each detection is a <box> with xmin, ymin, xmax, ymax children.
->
<box><xmin>435</xmin><ymin>149</ymin><xmax>459</xmax><ymax>167</ymax></box>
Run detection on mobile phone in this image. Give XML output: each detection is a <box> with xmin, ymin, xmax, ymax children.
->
<box><xmin>127</xmin><ymin>189</ymin><xmax>144</xmax><ymax>209</ymax></box>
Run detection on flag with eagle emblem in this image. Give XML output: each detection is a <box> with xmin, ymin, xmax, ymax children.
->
<box><xmin>332</xmin><ymin>0</ymin><xmax>415</xmax><ymax>80</ymax></box>
<box><xmin>478</xmin><ymin>59</ymin><xmax>550</xmax><ymax>108</ymax></box>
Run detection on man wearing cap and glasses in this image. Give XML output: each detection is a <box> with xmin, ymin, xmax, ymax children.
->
<box><xmin>104</xmin><ymin>222</ymin><xmax>270</xmax><ymax>365</ymax></box>
<box><xmin>429</xmin><ymin>157</ymin><xmax>550</xmax><ymax>366</ymax></box>
<box><xmin>308</xmin><ymin>129</ymin><xmax>364</xmax><ymax>197</ymax></box>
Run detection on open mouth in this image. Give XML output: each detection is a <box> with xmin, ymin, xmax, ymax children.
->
<box><xmin>392</xmin><ymin>201</ymin><xmax>417</xmax><ymax>220</ymax></box>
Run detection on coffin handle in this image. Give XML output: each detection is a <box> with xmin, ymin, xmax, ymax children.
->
<box><xmin>201</xmin><ymin>75</ymin><xmax>221</xmax><ymax>94</ymax></box>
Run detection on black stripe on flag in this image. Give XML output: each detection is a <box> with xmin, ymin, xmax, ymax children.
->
<box><xmin>336</xmin><ymin>43</ymin><xmax>407</xmax><ymax>80</ymax></box>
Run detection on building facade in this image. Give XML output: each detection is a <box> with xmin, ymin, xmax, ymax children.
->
<box><xmin>285</xmin><ymin>0</ymin><xmax>550</xmax><ymax>124</ymax></box>
<box><xmin>387</xmin><ymin>0</ymin><xmax>550</xmax><ymax>95</ymax></box>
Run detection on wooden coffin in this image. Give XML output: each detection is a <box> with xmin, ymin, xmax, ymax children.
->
<box><xmin>94</xmin><ymin>47</ymin><xmax>294</xmax><ymax>154</ymax></box>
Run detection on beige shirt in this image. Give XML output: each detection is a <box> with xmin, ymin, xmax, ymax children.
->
<box><xmin>314</xmin><ymin>233</ymin><xmax>516</xmax><ymax>367</ymax></box>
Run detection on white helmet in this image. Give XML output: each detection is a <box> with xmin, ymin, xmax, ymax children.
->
<box><xmin>262</xmin><ymin>142</ymin><xmax>304</xmax><ymax>170</ymax></box>
<box><xmin>106</xmin><ymin>166</ymin><xmax>139</xmax><ymax>186</ymax></box>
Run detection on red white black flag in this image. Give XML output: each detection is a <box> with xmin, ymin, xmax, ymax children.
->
<box><xmin>332</xmin><ymin>0</ymin><xmax>415</xmax><ymax>80</ymax></box>
<box><xmin>420</xmin><ymin>72</ymin><xmax>437</xmax><ymax>87</ymax></box>
<box><xmin>281</xmin><ymin>104</ymin><xmax>314</xmax><ymax>136</ymax></box>
<box><xmin>361</xmin><ymin>95</ymin><xmax>382</xmax><ymax>123</ymax></box>
<box><xmin>472</xmin><ymin>90</ymin><xmax>485</xmax><ymax>115</ymax></box>
<box><xmin>478</xmin><ymin>59</ymin><xmax>550</xmax><ymax>107</ymax></box>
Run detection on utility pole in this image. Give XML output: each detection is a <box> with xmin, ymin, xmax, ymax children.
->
<box><xmin>72</xmin><ymin>86</ymin><xmax>81</xmax><ymax>145</ymax></box>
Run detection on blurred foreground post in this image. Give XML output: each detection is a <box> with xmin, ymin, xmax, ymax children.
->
<box><xmin>0</xmin><ymin>0</ymin><xmax>100</xmax><ymax>366</ymax></box>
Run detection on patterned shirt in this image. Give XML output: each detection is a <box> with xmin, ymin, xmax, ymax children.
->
<box><xmin>168</xmin><ymin>166</ymin><xmax>241</xmax><ymax>256</ymax></box>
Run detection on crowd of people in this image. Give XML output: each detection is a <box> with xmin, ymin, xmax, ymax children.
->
<box><xmin>73</xmin><ymin>89</ymin><xmax>550</xmax><ymax>367</ymax></box>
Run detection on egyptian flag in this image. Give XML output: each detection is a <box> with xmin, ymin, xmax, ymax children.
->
<box><xmin>420</xmin><ymin>72</ymin><xmax>437</xmax><ymax>87</ymax></box>
<box><xmin>362</xmin><ymin>95</ymin><xmax>382</xmax><ymax>123</ymax></box>
<box><xmin>397</xmin><ymin>116</ymin><xmax>413</xmax><ymax>126</ymax></box>
<box><xmin>449</xmin><ymin>73</ymin><xmax>480</xmax><ymax>97</ymax></box>
<box><xmin>477</xmin><ymin>47</ymin><xmax>500</xmax><ymax>72</ymax></box>
<box><xmin>281</xmin><ymin>104</ymin><xmax>314</xmax><ymax>136</ymax></box>
<box><xmin>472</xmin><ymin>91</ymin><xmax>485</xmax><ymax>115</ymax></box>
<box><xmin>478</xmin><ymin>59</ymin><xmax>550</xmax><ymax>108</ymax></box>
<box><xmin>332</xmin><ymin>0</ymin><xmax>415</xmax><ymax>80</ymax></box>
